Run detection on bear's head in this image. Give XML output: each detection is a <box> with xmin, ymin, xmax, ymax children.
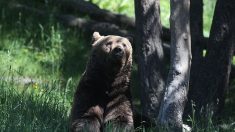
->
<box><xmin>90</xmin><ymin>32</ymin><xmax>132</xmax><ymax>72</ymax></box>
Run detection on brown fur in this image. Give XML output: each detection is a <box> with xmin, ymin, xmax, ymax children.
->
<box><xmin>70</xmin><ymin>32</ymin><xmax>133</xmax><ymax>132</ymax></box>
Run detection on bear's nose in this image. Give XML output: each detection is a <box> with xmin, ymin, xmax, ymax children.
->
<box><xmin>112</xmin><ymin>46</ymin><xmax>124</xmax><ymax>58</ymax></box>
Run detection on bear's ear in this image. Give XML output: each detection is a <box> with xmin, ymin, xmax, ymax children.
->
<box><xmin>91</xmin><ymin>32</ymin><xmax>102</xmax><ymax>44</ymax></box>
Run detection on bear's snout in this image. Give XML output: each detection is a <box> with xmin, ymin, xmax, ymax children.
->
<box><xmin>112</xmin><ymin>46</ymin><xmax>124</xmax><ymax>59</ymax></box>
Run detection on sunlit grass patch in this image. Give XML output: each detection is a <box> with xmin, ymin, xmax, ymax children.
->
<box><xmin>92</xmin><ymin>0</ymin><xmax>134</xmax><ymax>17</ymax></box>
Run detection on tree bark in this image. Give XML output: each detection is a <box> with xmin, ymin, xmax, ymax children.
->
<box><xmin>184</xmin><ymin>0</ymin><xmax>204</xmax><ymax>117</ymax></box>
<box><xmin>157</xmin><ymin>0</ymin><xmax>191</xmax><ymax>131</ymax></box>
<box><xmin>189</xmin><ymin>0</ymin><xmax>204</xmax><ymax>87</ymax></box>
<box><xmin>134</xmin><ymin>0</ymin><xmax>165</xmax><ymax>121</ymax></box>
<box><xmin>190</xmin><ymin>0</ymin><xmax>235</xmax><ymax>117</ymax></box>
<box><xmin>229</xmin><ymin>65</ymin><xmax>235</xmax><ymax>82</ymax></box>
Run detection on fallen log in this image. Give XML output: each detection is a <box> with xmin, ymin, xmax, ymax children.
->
<box><xmin>63</xmin><ymin>0</ymin><xmax>135</xmax><ymax>28</ymax></box>
<box><xmin>38</xmin><ymin>0</ymin><xmax>171</xmax><ymax>42</ymax></box>
<box><xmin>10</xmin><ymin>2</ymin><xmax>132</xmax><ymax>37</ymax></box>
<box><xmin>40</xmin><ymin>0</ymin><xmax>135</xmax><ymax>29</ymax></box>
<box><xmin>58</xmin><ymin>15</ymin><xmax>132</xmax><ymax>37</ymax></box>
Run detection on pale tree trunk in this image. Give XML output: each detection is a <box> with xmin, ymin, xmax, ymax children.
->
<box><xmin>157</xmin><ymin>0</ymin><xmax>191</xmax><ymax>131</ymax></box>
<box><xmin>190</xmin><ymin>0</ymin><xmax>235</xmax><ymax>116</ymax></box>
<box><xmin>134</xmin><ymin>0</ymin><xmax>165</xmax><ymax>120</ymax></box>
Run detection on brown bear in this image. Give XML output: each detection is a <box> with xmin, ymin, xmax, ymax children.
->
<box><xmin>70</xmin><ymin>32</ymin><xmax>133</xmax><ymax>132</ymax></box>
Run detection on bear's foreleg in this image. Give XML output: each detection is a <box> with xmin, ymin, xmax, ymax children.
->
<box><xmin>71</xmin><ymin>105</ymin><xmax>103</xmax><ymax>132</ymax></box>
<box><xmin>71</xmin><ymin>116</ymin><xmax>101</xmax><ymax>132</ymax></box>
<box><xmin>104</xmin><ymin>99</ymin><xmax>134</xmax><ymax>132</ymax></box>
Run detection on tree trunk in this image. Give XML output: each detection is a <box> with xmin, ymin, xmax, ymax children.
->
<box><xmin>190</xmin><ymin>0</ymin><xmax>235</xmax><ymax>117</ymax></box>
<box><xmin>157</xmin><ymin>0</ymin><xmax>191</xmax><ymax>131</ymax></box>
<box><xmin>184</xmin><ymin>0</ymin><xmax>204</xmax><ymax>117</ymax></box>
<box><xmin>134</xmin><ymin>0</ymin><xmax>165</xmax><ymax>121</ymax></box>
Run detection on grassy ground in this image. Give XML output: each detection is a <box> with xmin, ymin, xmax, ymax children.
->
<box><xmin>0</xmin><ymin>0</ymin><xmax>234</xmax><ymax>131</ymax></box>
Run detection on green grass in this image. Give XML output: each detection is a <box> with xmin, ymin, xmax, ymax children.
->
<box><xmin>0</xmin><ymin>0</ymin><xmax>234</xmax><ymax>131</ymax></box>
<box><xmin>0</xmin><ymin>1</ymin><xmax>86</xmax><ymax>131</ymax></box>
<box><xmin>0</xmin><ymin>73</ymin><xmax>72</xmax><ymax>131</ymax></box>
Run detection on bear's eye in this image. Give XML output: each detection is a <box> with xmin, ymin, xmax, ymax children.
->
<box><xmin>123</xmin><ymin>43</ymin><xmax>126</xmax><ymax>48</ymax></box>
<box><xmin>106</xmin><ymin>42</ymin><xmax>112</xmax><ymax>46</ymax></box>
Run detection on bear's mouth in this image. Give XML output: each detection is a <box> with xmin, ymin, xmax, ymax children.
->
<box><xmin>113</xmin><ymin>52</ymin><xmax>123</xmax><ymax>59</ymax></box>
<box><xmin>108</xmin><ymin>52</ymin><xmax>125</xmax><ymax>67</ymax></box>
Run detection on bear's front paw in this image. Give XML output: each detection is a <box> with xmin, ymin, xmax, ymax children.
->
<box><xmin>71</xmin><ymin>118</ymin><xmax>101</xmax><ymax>132</ymax></box>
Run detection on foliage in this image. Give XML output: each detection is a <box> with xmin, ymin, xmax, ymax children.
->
<box><xmin>203</xmin><ymin>0</ymin><xmax>216</xmax><ymax>37</ymax></box>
